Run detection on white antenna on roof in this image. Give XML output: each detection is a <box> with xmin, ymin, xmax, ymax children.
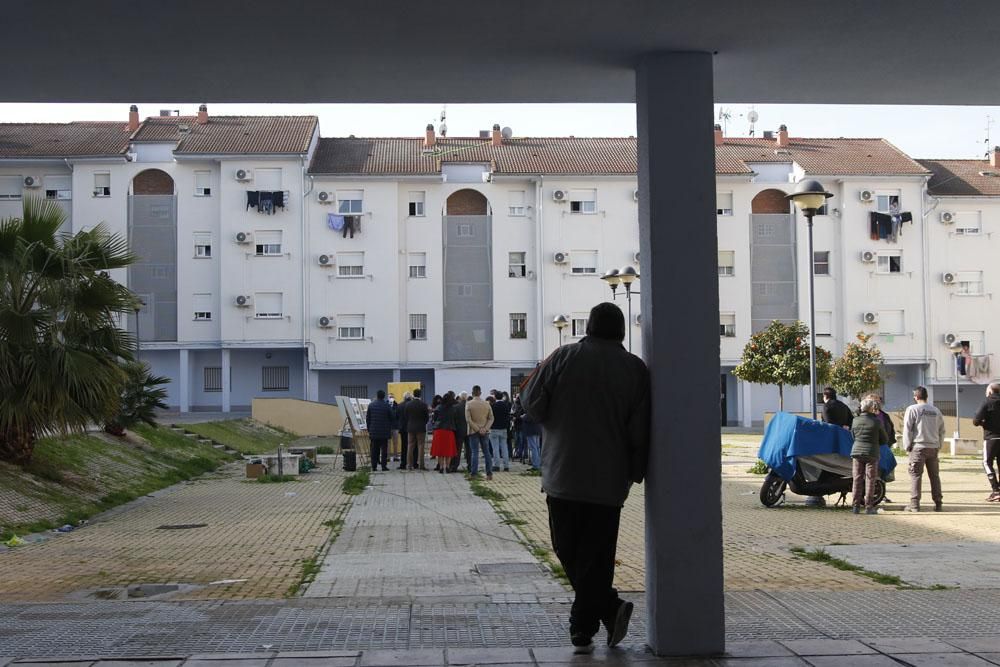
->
<box><xmin>717</xmin><ymin>107</ymin><xmax>732</xmax><ymax>133</ymax></box>
<box><xmin>746</xmin><ymin>108</ymin><xmax>759</xmax><ymax>137</ymax></box>
<box><xmin>984</xmin><ymin>115</ymin><xmax>994</xmax><ymax>158</ymax></box>
<box><xmin>438</xmin><ymin>106</ymin><xmax>448</xmax><ymax>138</ymax></box>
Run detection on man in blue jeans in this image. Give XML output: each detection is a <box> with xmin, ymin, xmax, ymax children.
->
<box><xmin>489</xmin><ymin>393</ymin><xmax>512</xmax><ymax>471</ymax></box>
<box><xmin>465</xmin><ymin>385</ymin><xmax>494</xmax><ymax>479</ymax></box>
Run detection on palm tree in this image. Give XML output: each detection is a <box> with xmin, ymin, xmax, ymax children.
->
<box><xmin>104</xmin><ymin>361</ymin><xmax>171</xmax><ymax>436</ymax></box>
<box><xmin>0</xmin><ymin>197</ymin><xmax>138</xmax><ymax>465</ymax></box>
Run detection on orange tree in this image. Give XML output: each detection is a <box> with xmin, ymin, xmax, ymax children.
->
<box><xmin>733</xmin><ymin>320</ymin><xmax>831</xmax><ymax>411</ymax></box>
<box><xmin>829</xmin><ymin>332</ymin><xmax>884</xmax><ymax>401</ymax></box>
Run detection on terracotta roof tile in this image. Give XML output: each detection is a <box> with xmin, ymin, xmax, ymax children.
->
<box><xmin>0</xmin><ymin>121</ymin><xmax>131</xmax><ymax>158</ymax></box>
<box><xmin>919</xmin><ymin>159</ymin><xmax>1000</xmax><ymax>196</ymax></box>
<box><xmin>133</xmin><ymin>115</ymin><xmax>317</xmax><ymax>154</ymax></box>
<box><xmin>716</xmin><ymin>137</ymin><xmax>928</xmax><ymax>176</ymax></box>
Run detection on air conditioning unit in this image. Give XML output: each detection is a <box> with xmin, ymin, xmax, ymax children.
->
<box><xmin>943</xmin><ymin>332</ymin><xmax>958</xmax><ymax>346</ymax></box>
<box><xmin>552</xmin><ymin>189</ymin><xmax>567</xmax><ymax>202</ymax></box>
<box><xmin>863</xmin><ymin>311</ymin><xmax>879</xmax><ymax>324</ymax></box>
<box><xmin>940</xmin><ymin>211</ymin><xmax>955</xmax><ymax>224</ymax></box>
<box><xmin>317</xmin><ymin>191</ymin><xmax>331</xmax><ymax>204</ymax></box>
<box><xmin>942</xmin><ymin>272</ymin><xmax>956</xmax><ymax>285</ymax></box>
<box><xmin>553</xmin><ymin>251</ymin><xmax>569</xmax><ymax>264</ymax></box>
<box><xmin>859</xmin><ymin>189</ymin><xmax>875</xmax><ymax>203</ymax></box>
<box><xmin>632</xmin><ymin>188</ymin><xmax>639</xmax><ymax>202</ymax></box>
<box><xmin>634</xmin><ymin>313</ymin><xmax>642</xmax><ymax>326</ymax></box>
<box><xmin>633</xmin><ymin>251</ymin><xmax>640</xmax><ymax>263</ymax></box>
<box><xmin>234</xmin><ymin>231</ymin><xmax>251</xmax><ymax>244</ymax></box>
<box><xmin>317</xmin><ymin>253</ymin><xmax>334</xmax><ymax>267</ymax></box>
<box><xmin>860</xmin><ymin>250</ymin><xmax>876</xmax><ymax>263</ymax></box>
<box><xmin>234</xmin><ymin>295</ymin><xmax>253</xmax><ymax>307</ymax></box>
<box><xmin>234</xmin><ymin>168</ymin><xmax>253</xmax><ymax>182</ymax></box>
<box><xmin>22</xmin><ymin>175</ymin><xmax>41</xmax><ymax>188</ymax></box>
<box><xmin>318</xmin><ymin>316</ymin><xmax>333</xmax><ymax>328</ymax></box>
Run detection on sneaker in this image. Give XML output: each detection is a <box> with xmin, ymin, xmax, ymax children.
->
<box><xmin>934</xmin><ymin>501</ymin><xmax>943</xmax><ymax>512</ymax></box>
<box><xmin>904</xmin><ymin>505</ymin><xmax>920</xmax><ymax>513</ymax></box>
<box><xmin>851</xmin><ymin>506</ymin><xmax>861</xmax><ymax>514</ymax></box>
<box><xmin>504</xmin><ymin>468</ymin><xmax>510</xmax><ymax>472</ymax></box>
<box><xmin>570</xmin><ymin>633</ymin><xmax>594</xmax><ymax>654</ymax></box>
<box><xmin>607</xmin><ymin>600</ymin><xmax>634</xmax><ymax>647</ymax></box>
<box><xmin>989</xmin><ymin>492</ymin><xmax>1000</xmax><ymax>502</ymax></box>
<box><xmin>866</xmin><ymin>508</ymin><xmax>879</xmax><ymax>515</ymax></box>
<box><xmin>381</xmin><ymin>466</ymin><xmax>389</xmax><ymax>472</ymax></box>
<box><xmin>486</xmin><ymin>474</ymin><xmax>493</xmax><ymax>481</ymax></box>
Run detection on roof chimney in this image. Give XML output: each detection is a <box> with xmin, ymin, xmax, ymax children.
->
<box><xmin>776</xmin><ymin>124</ymin><xmax>789</xmax><ymax>147</ymax></box>
<box><xmin>991</xmin><ymin>146</ymin><xmax>1000</xmax><ymax>169</ymax></box>
<box><xmin>714</xmin><ymin>123</ymin><xmax>723</xmax><ymax>146</ymax></box>
<box><xmin>197</xmin><ymin>104</ymin><xmax>208</xmax><ymax>125</ymax></box>
<box><xmin>128</xmin><ymin>104</ymin><xmax>140</xmax><ymax>132</ymax></box>
<box><xmin>491</xmin><ymin>123</ymin><xmax>502</xmax><ymax>147</ymax></box>
<box><xmin>424</xmin><ymin>123</ymin><xmax>436</xmax><ymax>148</ymax></box>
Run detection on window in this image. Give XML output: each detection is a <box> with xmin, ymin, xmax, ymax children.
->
<box><xmin>408</xmin><ymin>252</ymin><xmax>427</xmax><ymax>278</ymax></box>
<box><xmin>254</xmin><ymin>292</ymin><xmax>283</xmax><ymax>319</ymax></box>
<box><xmin>717</xmin><ymin>251</ymin><xmax>735</xmax><ymax>277</ymax></box>
<box><xmin>816</xmin><ymin>310</ymin><xmax>833</xmax><ymax>336</ymax></box>
<box><xmin>255</xmin><ymin>168</ymin><xmax>282</xmax><ymax>190</ymax></box>
<box><xmin>341</xmin><ymin>384</ymin><xmax>368</xmax><ymax>399</ymax></box>
<box><xmin>204</xmin><ymin>367</ymin><xmax>222</xmax><ymax>392</ymax></box>
<box><xmin>816</xmin><ymin>203</ymin><xmax>830</xmax><ymax>216</ymax></box>
<box><xmin>337</xmin><ymin>251</ymin><xmax>365</xmax><ymax>277</ymax></box>
<box><xmin>510</xmin><ymin>313</ymin><xmax>527</xmax><ymax>339</ymax></box>
<box><xmin>957</xmin><ymin>331</ymin><xmax>986</xmax><ymax>355</ymax></box>
<box><xmin>456</xmin><ymin>223</ymin><xmax>473</xmax><ymax>237</ymax></box>
<box><xmin>44</xmin><ymin>174</ymin><xmax>71</xmax><ymax>200</ymax></box>
<box><xmin>261</xmin><ymin>366</ymin><xmax>289</xmax><ymax>392</ymax></box>
<box><xmin>954</xmin><ymin>212</ymin><xmax>982</xmax><ymax>236</ymax></box>
<box><xmin>193</xmin><ymin>232</ymin><xmax>212</xmax><ymax>258</ymax></box>
<box><xmin>93</xmin><ymin>172</ymin><xmax>111</xmax><ymax>197</ymax></box>
<box><xmin>337</xmin><ymin>189</ymin><xmax>364</xmax><ymax>214</ymax></box>
<box><xmin>0</xmin><ymin>175</ymin><xmax>22</xmax><ymax>200</ymax></box>
<box><xmin>570</xmin><ymin>250</ymin><xmax>598</xmax><ymax>275</ymax></box>
<box><xmin>878</xmin><ymin>310</ymin><xmax>904</xmax><ymax>335</ymax></box>
<box><xmin>409</xmin><ymin>314</ymin><xmax>427</xmax><ymax>340</ymax></box>
<box><xmin>571</xmin><ymin>317</ymin><xmax>588</xmax><ymax>337</ymax></box>
<box><xmin>875</xmin><ymin>193</ymin><xmax>900</xmax><ymax>214</ymax></box>
<box><xmin>508</xmin><ymin>190</ymin><xmax>526</xmax><ymax>216</ymax></box>
<box><xmin>876</xmin><ymin>251</ymin><xmax>902</xmax><ymax>274</ymax></box>
<box><xmin>457</xmin><ymin>284</ymin><xmax>472</xmax><ymax>296</ymax></box>
<box><xmin>720</xmin><ymin>312</ymin><xmax>736</xmax><ymax>337</ymax></box>
<box><xmin>813</xmin><ymin>251</ymin><xmax>830</xmax><ymax>276</ymax></box>
<box><xmin>508</xmin><ymin>252</ymin><xmax>527</xmax><ymax>277</ymax></box>
<box><xmin>195</xmin><ymin>170</ymin><xmax>212</xmax><ymax>196</ymax></box>
<box><xmin>956</xmin><ymin>270</ymin><xmax>984</xmax><ymax>295</ymax></box>
<box><xmin>193</xmin><ymin>293</ymin><xmax>212</xmax><ymax>321</ymax></box>
<box><xmin>337</xmin><ymin>314</ymin><xmax>365</xmax><ymax>340</ymax></box>
<box><xmin>254</xmin><ymin>230</ymin><xmax>282</xmax><ymax>256</ymax></box>
<box><xmin>569</xmin><ymin>189</ymin><xmax>597</xmax><ymax>214</ymax></box>
<box><xmin>716</xmin><ymin>192</ymin><xmax>733</xmax><ymax>216</ymax></box>
<box><xmin>407</xmin><ymin>191</ymin><xmax>425</xmax><ymax>216</ymax></box>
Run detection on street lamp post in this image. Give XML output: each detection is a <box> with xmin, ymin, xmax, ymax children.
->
<box><xmin>552</xmin><ymin>314</ymin><xmax>569</xmax><ymax>347</ymax></box>
<box><xmin>134</xmin><ymin>300</ymin><xmax>145</xmax><ymax>358</ymax></box>
<box><xmin>601</xmin><ymin>266</ymin><xmax>640</xmax><ymax>353</ymax></box>
<box><xmin>949</xmin><ymin>340</ymin><xmax>963</xmax><ymax>438</ymax></box>
<box><xmin>787</xmin><ymin>180</ymin><xmax>833</xmax><ymax>420</ymax></box>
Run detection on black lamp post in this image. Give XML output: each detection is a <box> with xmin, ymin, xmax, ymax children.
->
<box><xmin>787</xmin><ymin>180</ymin><xmax>833</xmax><ymax>420</ymax></box>
<box><xmin>134</xmin><ymin>299</ymin><xmax>145</xmax><ymax>356</ymax></box>
<box><xmin>948</xmin><ymin>340</ymin><xmax>963</xmax><ymax>437</ymax></box>
<box><xmin>552</xmin><ymin>314</ymin><xmax>569</xmax><ymax>347</ymax></box>
<box><xmin>601</xmin><ymin>265</ymin><xmax>640</xmax><ymax>353</ymax></box>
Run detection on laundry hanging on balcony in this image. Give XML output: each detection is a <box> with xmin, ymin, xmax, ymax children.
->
<box><xmin>246</xmin><ymin>190</ymin><xmax>286</xmax><ymax>214</ymax></box>
<box><xmin>327</xmin><ymin>213</ymin><xmax>360</xmax><ymax>238</ymax></box>
<box><xmin>869</xmin><ymin>211</ymin><xmax>913</xmax><ymax>242</ymax></box>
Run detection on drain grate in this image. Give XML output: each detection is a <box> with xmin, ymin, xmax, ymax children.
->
<box><xmin>156</xmin><ymin>523</ymin><xmax>208</xmax><ymax>530</ymax></box>
<box><xmin>474</xmin><ymin>562</ymin><xmax>543</xmax><ymax>575</ymax></box>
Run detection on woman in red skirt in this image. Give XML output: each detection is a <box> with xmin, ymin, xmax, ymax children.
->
<box><xmin>430</xmin><ymin>391</ymin><xmax>458</xmax><ymax>472</ymax></box>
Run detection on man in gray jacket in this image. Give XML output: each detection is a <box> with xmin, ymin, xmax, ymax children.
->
<box><xmin>902</xmin><ymin>385</ymin><xmax>945</xmax><ymax>512</ymax></box>
<box><xmin>520</xmin><ymin>302</ymin><xmax>650</xmax><ymax>654</ymax></box>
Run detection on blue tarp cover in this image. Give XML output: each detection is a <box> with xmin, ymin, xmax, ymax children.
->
<box><xmin>757</xmin><ymin>412</ymin><xmax>897</xmax><ymax>481</ymax></box>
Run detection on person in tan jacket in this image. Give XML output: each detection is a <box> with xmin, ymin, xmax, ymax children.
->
<box><xmin>465</xmin><ymin>385</ymin><xmax>495</xmax><ymax>479</ymax></box>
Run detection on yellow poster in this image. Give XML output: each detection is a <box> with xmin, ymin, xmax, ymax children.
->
<box><xmin>387</xmin><ymin>381</ymin><xmax>421</xmax><ymax>402</ymax></box>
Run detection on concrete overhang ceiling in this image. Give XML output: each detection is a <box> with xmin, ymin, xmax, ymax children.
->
<box><xmin>3</xmin><ymin>0</ymin><xmax>999</xmax><ymax>105</ymax></box>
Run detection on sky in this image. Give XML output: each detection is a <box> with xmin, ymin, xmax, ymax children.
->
<box><xmin>2</xmin><ymin>102</ymin><xmax>999</xmax><ymax>160</ymax></box>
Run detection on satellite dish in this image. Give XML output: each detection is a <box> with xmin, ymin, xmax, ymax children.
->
<box><xmin>747</xmin><ymin>110</ymin><xmax>759</xmax><ymax>123</ymax></box>
<box><xmin>501</xmin><ymin>126</ymin><xmax>513</xmax><ymax>140</ymax></box>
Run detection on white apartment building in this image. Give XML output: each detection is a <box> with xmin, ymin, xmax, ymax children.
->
<box><xmin>0</xmin><ymin>110</ymin><xmax>996</xmax><ymax>423</ymax></box>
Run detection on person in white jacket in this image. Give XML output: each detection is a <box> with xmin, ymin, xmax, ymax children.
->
<box><xmin>902</xmin><ymin>386</ymin><xmax>946</xmax><ymax>512</ymax></box>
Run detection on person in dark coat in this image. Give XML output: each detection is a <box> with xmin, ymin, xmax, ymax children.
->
<box><xmin>404</xmin><ymin>389</ymin><xmax>430</xmax><ymax>470</ymax></box>
<box><xmin>449</xmin><ymin>393</ymin><xmax>469</xmax><ymax>472</ymax></box>
<box><xmin>397</xmin><ymin>392</ymin><xmax>412</xmax><ymax>470</ymax></box>
<box><xmin>365</xmin><ymin>390</ymin><xmax>394</xmax><ymax>472</ymax></box>
<box><xmin>431</xmin><ymin>391</ymin><xmax>459</xmax><ymax>473</ymax></box>
<box><xmin>490</xmin><ymin>393</ymin><xmax>512</xmax><ymax>471</ymax></box>
<box><xmin>822</xmin><ymin>387</ymin><xmax>853</xmax><ymax>428</ymax></box>
<box><xmin>850</xmin><ymin>394</ymin><xmax>889</xmax><ymax>514</ymax></box>
<box><xmin>973</xmin><ymin>383</ymin><xmax>1000</xmax><ymax>501</ymax></box>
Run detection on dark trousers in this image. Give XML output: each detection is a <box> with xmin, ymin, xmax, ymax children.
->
<box><xmin>546</xmin><ymin>495</ymin><xmax>623</xmax><ymax>637</ymax></box>
<box><xmin>370</xmin><ymin>438</ymin><xmax>388</xmax><ymax>469</ymax></box>
<box><xmin>399</xmin><ymin>430</ymin><xmax>409</xmax><ymax>468</ymax></box>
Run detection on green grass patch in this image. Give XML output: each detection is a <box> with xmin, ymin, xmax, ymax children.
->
<box><xmin>286</xmin><ymin>555</ymin><xmax>322</xmax><ymax>597</ymax></box>
<box><xmin>469</xmin><ymin>479</ymin><xmax>505</xmax><ymax>502</ymax></box>
<box><xmin>180</xmin><ymin>419</ymin><xmax>294</xmax><ymax>455</ymax></box>
<box><xmin>519</xmin><ymin>468</ymin><xmax>542</xmax><ymax>477</ymax></box>
<box><xmin>747</xmin><ymin>459</ymin><xmax>769</xmax><ymax>475</ymax></box>
<box><xmin>256</xmin><ymin>474</ymin><xmax>299</xmax><ymax>484</ymax></box>
<box><xmin>342</xmin><ymin>469</ymin><xmax>370</xmax><ymax>495</ymax></box>
<box><xmin>790</xmin><ymin>547</ymin><xmax>905</xmax><ymax>587</ymax></box>
<box><xmin>316</xmin><ymin>446</ymin><xmax>335</xmax><ymax>455</ymax></box>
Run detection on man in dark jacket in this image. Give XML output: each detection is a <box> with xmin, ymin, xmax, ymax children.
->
<box><xmin>491</xmin><ymin>393</ymin><xmax>512</xmax><ymax>471</ymax></box>
<box><xmin>397</xmin><ymin>393</ymin><xmax>412</xmax><ymax>470</ymax></box>
<box><xmin>365</xmin><ymin>390</ymin><xmax>394</xmax><ymax>472</ymax></box>
<box><xmin>973</xmin><ymin>383</ymin><xmax>1000</xmax><ymax>501</ymax></box>
<box><xmin>404</xmin><ymin>388</ymin><xmax>430</xmax><ymax>470</ymax></box>
<box><xmin>822</xmin><ymin>387</ymin><xmax>853</xmax><ymax>428</ymax></box>
<box><xmin>520</xmin><ymin>302</ymin><xmax>650</xmax><ymax>654</ymax></box>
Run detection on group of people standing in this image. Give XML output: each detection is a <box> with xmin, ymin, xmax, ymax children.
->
<box><xmin>363</xmin><ymin>385</ymin><xmax>543</xmax><ymax>478</ymax></box>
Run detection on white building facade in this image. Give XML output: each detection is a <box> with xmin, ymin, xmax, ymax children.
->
<box><xmin>1</xmin><ymin>111</ymin><xmax>996</xmax><ymax>422</ymax></box>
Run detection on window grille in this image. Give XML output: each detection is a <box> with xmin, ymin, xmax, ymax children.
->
<box><xmin>262</xmin><ymin>366</ymin><xmax>289</xmax><ymax>392</ymax></box>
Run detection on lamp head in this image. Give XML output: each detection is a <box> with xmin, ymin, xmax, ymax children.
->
<box><xmin>948</xmin><ymin>341</ymin><xmax>963</xmax><ymax>354</ymax></box>
<box><xmin>601</xmin><ymin>268</ymin><xmax>621</xmax><ymax>286</ymax></box>
<box><xmin>552</xmin><ymin>314</ymin><xmax>569</xmax><ymax>330</ymax></box>
<box><xmin>787</xmin><ymin>179</ymin><xmax>833</xmax><ymax>214</ymax></box>
<box><xmin>618</xmin><ymin>265</ymin><xmax>639</xmax><ymax>285</ymax></box>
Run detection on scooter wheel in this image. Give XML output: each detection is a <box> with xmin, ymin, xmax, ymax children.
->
<box><xmin>760</xmin><ymin>471</ymin><xmax>787</xmax><ymax>507</ymax></box>
<box><xmin>872</xmin><ymin>478</ymin><xmax>887</xmax><ymax>506</ymax></box>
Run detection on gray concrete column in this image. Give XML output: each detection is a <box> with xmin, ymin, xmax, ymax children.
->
<box><xmin>178</xmin><ymin>349</ymin><xmax>190</xmax><ymax>413</ymax></box>
<box><xmin>637</xmin><ymin>52</ymin><xmax>724</xmax><ymax>656</ymax></box>
<box><xmin>221</xmin><ymin>348</ymin><xmax>231</xmax><ymax>413</ymax></box>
